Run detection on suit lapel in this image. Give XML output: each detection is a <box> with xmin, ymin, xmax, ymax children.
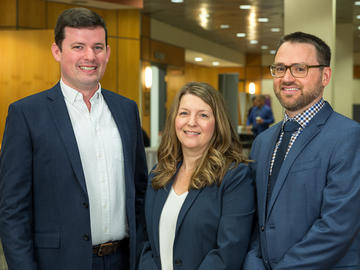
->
<box><xmin>46</xmin><ymin>83</ymin><xmax>88</xmax><ymax>194</ymax></box>
<box><xmin>266</xmin><ymin>103</ymin><xmax>333</xmax><ymax>219</ymax></box>
<box><xmin>175</xmin><ymin>188</ymin><xmax>201</xmax><ymax>235</ymax></box>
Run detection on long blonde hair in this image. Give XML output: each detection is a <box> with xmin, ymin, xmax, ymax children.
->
<box><xmin>152</xmin><ymin>82</ymin><xmax>246</xmax><ymax>190</ymax></box>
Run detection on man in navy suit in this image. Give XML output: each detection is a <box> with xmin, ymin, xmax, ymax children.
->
<box><xmin>244</xmin><ymin>32</ymin><xmax>360</xmax><ymax>269</ymax></box>
<box><xmin>0</xmin><ymin>8</ymin><xmax>147</xmax><ymax>270</ymax></box>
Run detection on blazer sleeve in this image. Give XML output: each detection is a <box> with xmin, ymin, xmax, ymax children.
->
<box><xmin>137</xmin><ymin>169</ymin><xmax>160</xmax><ymax>270</ymax></box>
<box><xmin>137</xmin><ymin>241</ymin><xmax>160</xmax><ymax>270</ymax></box>
<box><xmin>243</xmin><ymin>224</ymin><xmax>266</xmax><ymax>270</ymax></box>
<box><xmin>0</xmin><ymin>104</ymin><xmax>38</xmax><ymax>270</ymax></box>
<box><xmin>274</xmin><ymin>125</ymin><xmax>360</xmax><ymax>270</ymax></box>
<box><xmin>133</xmin><ymin>104</ymin><xmax>149</xmax><ymax>259</ymax></box>
<box><xmin>197</xmin><ymin>165</ymin><xmax>256</xmax><ymax>270</ymax></box>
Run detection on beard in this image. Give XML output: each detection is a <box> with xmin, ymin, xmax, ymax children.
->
<box><xmin>275</xmin><ymin>80</ymin><xmax>324</xmax><ymax>113</ymax></box>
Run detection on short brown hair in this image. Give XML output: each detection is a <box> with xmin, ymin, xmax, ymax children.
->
<box><xmin>54</xmin><ymin>7</ymin><xmax>107</xmax><ymax>50</ymax></box>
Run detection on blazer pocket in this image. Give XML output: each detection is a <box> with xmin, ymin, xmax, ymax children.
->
<box><xmin>34</xmin><ymin>232</ymin><xmax>60</xmax><ymax>249</ymax></box>
<box><xmin>290</xmin><ymin>158</ymin><xmax>320</xmax><ymax>173</ymax></box>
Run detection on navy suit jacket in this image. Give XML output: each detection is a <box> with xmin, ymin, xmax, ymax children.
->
<box><xmin>244</xmin><ymin>102</ymin><xmax>360</xmax><ymax>270</ymax></box>
<box><xmin>138</xmin><ymin>163</ymin><xmax>255</xmax><ymax>270</ymax></box>
<box><xmin>0</xmin><ymin>83</ymin><xmax>148</xmax><ymax>270</ymax></box>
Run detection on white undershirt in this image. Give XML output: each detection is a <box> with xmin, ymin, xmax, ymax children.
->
<box><xmin>60</xmin><ymin>80</ymin><xmax>127</xmax><ymax>245</ymax></box>
<box><xmin>159</xmin><ymin>187</ymin><xmax>188</xmax><ymax>270</ymax></box>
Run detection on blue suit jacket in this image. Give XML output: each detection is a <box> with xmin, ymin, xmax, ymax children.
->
<box><xmin>244</xmin><ymin>102</ymin><xmax>360</xmax><ymax>270</ymax></box>
<box><xmin>138</xmin><ymin>163</ymin><xmax>255</xmax><ymax>270</ymax></box>
<box><xmin>0</xmin><ymin>83</ymin><xmax>148</xmax><ymax>270</ymax></box>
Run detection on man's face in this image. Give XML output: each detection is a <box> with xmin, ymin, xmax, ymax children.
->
<box><xmin>51</xmin><ymin>26</ymin><xmax>110</xmax><ymax>93</ymax></box>
<box><xmin>273</xmin><ymin>42</ymin><xmax>331</xmax><ymax>116</ymax></box>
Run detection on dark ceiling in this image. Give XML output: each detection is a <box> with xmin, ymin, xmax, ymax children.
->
<box><xmin>141</xmin><ymin>0</ymin><xmax>360</xmax><ymax>54</ymax></box>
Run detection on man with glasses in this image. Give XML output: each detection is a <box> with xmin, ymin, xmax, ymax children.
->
<box><xmin>244</xmin><ymin>32</ymin><xmax>360</xmax><ymax>269</ymax></box>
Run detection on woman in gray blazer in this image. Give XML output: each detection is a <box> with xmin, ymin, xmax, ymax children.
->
<box><xmin>138</xmin><ymin>82</ymin><xmax>255</xmax><ymax>270</ymax></box>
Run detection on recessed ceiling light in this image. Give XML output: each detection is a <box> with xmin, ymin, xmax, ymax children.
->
<box><xmin>261</xmin><ymin>45</ymin><xmax>269</xmax><ymax>50</ymax></box>
<box><xmin>239</xmin><ymin>5</ymin><xmax>251</xmax><ymax>9</ymax></box>
<box><xmin>258</xmin><ymin>18</ymin><xmax>269</xmax><ymax>23</ymax></box>
<box><xmin>271</xmin><ymin>28</ymin><xmax>281</xmax><ymax>32</ymax></box>
<box><xmin>220</xmin><ymin>24</ymin><xmax>230</xmax><ymax>29</ymax></box>
<box><xmin>270</xmin><ymin>50</ymin><xmax>276</xmax><ymax>54</ymax></box>
<box><xmin>171</xmin><ymin>0</ymin><xmax>184</xmax><ymax>3</ymax></box>
<box><xmin>195</xmin><ymin>57</ymin><xmax>203</xmax><ymax>62</ymax></box>
<box><xmin>236</xmin><ymin>33</ymin><xmax>246</xmax><ymax>37</ymax></box>
<box><xmin>212</xmin><ymin>61</ymin><xmax>220</xmax><ymax>66</ymax></box>
<box><xmin>357</xmin><ymin>15</ymin><xmax>360</xmax><ymax>19</ymax></box>
<box><xmin>355</xmin><ymin>1</ymin><xmax>360</xmax><ymax>5</ymax></box>
<box><xmin>250</xmin><ymin>40</ymin><xmax>258</xmax><ymax>44</ymax></box>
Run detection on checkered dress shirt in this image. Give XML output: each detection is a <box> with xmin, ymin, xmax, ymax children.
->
<box><xmin>269</xmin><ymin>98</ymin><xmax>325</xmax><ymax>175</ymax></box>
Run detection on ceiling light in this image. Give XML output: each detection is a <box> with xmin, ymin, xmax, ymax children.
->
<box><xmin>199</xmin><ymin>8</ymin><xmax>210</xmax><ymax>29</ymax></box>
<box><xmin>270</xmin><ymin>50</ymin><xmax>276</xmax><ymax>54</ymax></box>
<box><xmin>271</xmin><ymin>28</ymin><xmax>281</xmax><ymax>32</ymax></box>
<box><xmin>240</xmin><ymin>5</ymin><xmax>251</xmax><ymax>9</ymax></box>
<box><xmin>355</xmin><ymin>1</ymin><xmax>360</xmax><ymax>5</ymax></box>
<box><xmin>212</xmin><ymin>61</ymin><xmax>220</xmax><ymax>66</ymax></box>
<box><xmin>258</xmin><ymin>18</ymin><xmax>269</xmax><ymax>23</ymax></box>
<box><xmin>236</xmin><ymin>33</ymin><xmax>246</xmax><ymax>37</ymax></box>
<box><xmin>357</xmin><ymin>15</ymin><xmax>360</xmax><ymax>19</ymax></box>
<box><xmin>261</xmin><ymin>45</ymin><xmax>269</xmax><ymax>50</ymax></box>
<box><xmin>250</xmin><ymin>40</ymin><xmax>258</xmax><ymax>44</ymax></box>
<box><xmin>171</xmin><ymin>0</ymin><xmax>184</xmax><ymax>2</ymax></box>
<box><xmin>220</xmin><ymin>24</ymin><xmax>230</xmax><ymax>29</ymax></box>
<box><xmin>195</xmin><ymin>57</ymin><xmax>203</xmax><ymax>62</ymax></box>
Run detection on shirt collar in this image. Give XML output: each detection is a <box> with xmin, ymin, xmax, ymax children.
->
<box><xmin>283</xmin><ymin>98</ymin><xmax>325</xmax><ymax>128</ymax></box>
<box><xmin>60</xmin><ymin>79</ymin><xmax>102</xmax><ymax>104</ymax></box>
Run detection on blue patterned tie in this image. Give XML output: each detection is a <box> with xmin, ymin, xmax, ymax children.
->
<box><xmin>269</xmin><ymin>120</ymin><xmax>300</xmax><ymax>195</ymax></box>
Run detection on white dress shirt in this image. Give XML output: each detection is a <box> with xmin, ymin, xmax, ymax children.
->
<box><xmin>159</xmin><ymin>187</ymin><xmax>188</xmax><ymax>270</ymax></box>
<box><xmin>60</xmin><ymin>80</ymin><xmax>127</xmax><ymax>245</ymax></box>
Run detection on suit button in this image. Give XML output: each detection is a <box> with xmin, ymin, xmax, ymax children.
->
<box><xmin>82</xmin><ymin>234</ymin><xmax>90</xmax><ymax>241</ymax></box>
<box><xmin>174</xmin><ymin>259</ymin><xmax>183</xmax><ymax>266</ymax></box>
<box><xmin>82</xmin><ymin>202</ymin><xmax>89</xmax><ymax>208</ymax></box>
<box><xmin>261</xmin><ymin>225</ymin><xmax>265</xmax><ymax>232</ymax></box>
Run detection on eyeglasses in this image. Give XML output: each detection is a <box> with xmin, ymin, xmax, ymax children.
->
<box><xmin>270</xmin><ymin>63</ymin><xmax>329</xmax><ymax>78</ymax></box>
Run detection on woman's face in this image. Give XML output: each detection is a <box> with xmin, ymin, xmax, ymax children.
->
<box><xmin>175</xmin><ymin>94</ymin><xmax>215</xmax><ymax>155</ymax></box>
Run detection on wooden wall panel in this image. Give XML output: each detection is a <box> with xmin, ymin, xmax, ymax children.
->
<box><xmin>150</xmin><ymin>39</ymin><xmax>185</xmax><ymax>67</ymax></box>
<box><xmin>0</xmin><ymin>0</ymin><xmax>16</xmax><ymax>27</ymax></box>
<box><xmin>117</xmin><ymin>10</ymin><xmax>140</xmax><ymax>38</ymax></box>
<box><xmin>354</xmin><ymin>65</ymin><xmax>360</xmax><ymax>79</ymax></box>
<box><xmin>0</xmin><ymin>30</ymin><xmax>59</xmax><ymax>142</ymax></box>
<box><xmin>166</xmin><ymin>63</ymin><xmax>218</xmax><ymax>111</ymax></box>
<box><xmin>18</xmin><ymin>0</ymin><xmax>46</xmax><ymax>28</ymax></box>
<box><xmin>245</xmin><ymin>66</ymin><xmax>262</xmax><ymax>80</ymax></box>
<box><xmin>117</xmin><ymin>39</ymin><xmax>140</xmax><ymax>105</ymax></box>
<box><xmin>100</xmin><ymin>37</ymin><xmax>118</xmax><ymax>92</ymax></box>
<box><xmin>246</xmin><ymin>53</ymin><xmax>262</xmax><ymax>66</ymax></box>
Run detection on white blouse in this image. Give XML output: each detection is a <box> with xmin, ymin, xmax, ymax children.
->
<box><xmin>159</xmin><ymin>187</ymin><xmax>188</xmax><ymax>270</ymax></box>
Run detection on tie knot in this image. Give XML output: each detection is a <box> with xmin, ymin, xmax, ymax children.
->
<box><xmin>283</xmin><ymin>120</ymin><xmax>300</xmax><ymax>133</ymax></box>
